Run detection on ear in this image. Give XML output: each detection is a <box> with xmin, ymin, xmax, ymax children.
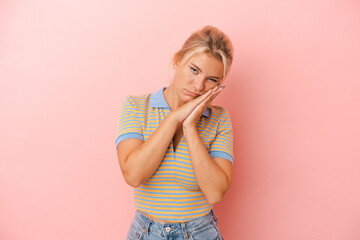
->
<box><xmin>173</xmin><ymin>61</ymin><xmax>179</xmax><ymax>70</ymax></box>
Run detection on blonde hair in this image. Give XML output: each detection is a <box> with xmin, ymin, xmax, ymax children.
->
<box><xmin>171</xmin><ymin>25</ymin><xmax>234</xmax><ymax>80</ymax></box>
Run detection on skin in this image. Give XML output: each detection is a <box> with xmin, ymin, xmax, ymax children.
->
<box><xmin>117</xmin><ymin>52</ymin><xmax>233</xmax><ymax>223</ymax></box>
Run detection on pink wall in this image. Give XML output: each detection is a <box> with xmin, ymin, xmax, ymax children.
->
<box><xmin>1</xmin><ymin>0</ymin><xmax>360</xmax><ymax>239</ymax></box>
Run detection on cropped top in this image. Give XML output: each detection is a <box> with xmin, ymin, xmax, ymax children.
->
<box><xmin>115</xmin><ymin>86</ymin><xmax>234</xmax><ymax>222</ymax></box>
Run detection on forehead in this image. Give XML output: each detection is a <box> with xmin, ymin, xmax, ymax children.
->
<box><xmin>183</xmin><ymin>53</ymin><xmax>224</xmax><ymax>72</ymax></box>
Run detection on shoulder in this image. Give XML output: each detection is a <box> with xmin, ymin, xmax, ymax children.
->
<box><xmin>124</xmin><ymin>93</ymin><xmax>151</xmax><ymax>109</ymax></box>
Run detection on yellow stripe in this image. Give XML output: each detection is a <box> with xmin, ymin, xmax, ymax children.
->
<box><xmin>134</xmin><ymin>195</ymin><xmax>206</xmax><ymax>202</ymax></box>
<box><xmin>157</xmin><ymin>166</ymin><xmax>194</xmax><ymax>173</ymax></box>
<box><xmin>198</xmin><ymin>130</ymin><xmax>217</xmax><ymax>137</ymax></box>
<box><xmin>146</xmin><ymin>178</ymin><xmax>198</xmax><ymax>186</ymax></box>
<box><xmin>135</xmin><ymin>203</ymin><xmax>210</xmax><ymax>211</ymax></box>
<box><xmin>135</xmin><ymin>198</ymin><xmax>208</xmax><ymax>206</ymax></box>
<box><xmin>134</xmin><ymin>191</ymin><xmax>203</xmax><ymax>197</ymax></box>
<box><xmin>139</xmin><ymin>185</ymin><xmax>183</xmax><ymax>189</ymax></box>
<box><xmin>174</xmin><ymin>149</ymin><xmax>189</xmax><ymax>155</ymax></box>
<box><xmin>135</xmin><ymin>188</ymin><xmax>201</xmax><ymax>194</ymax></box>
<box><xmin>153</xmin><ymin>171</ymin><xmax>195</xmax><ymax>178</ymax></box>
<box><xmin>150</xmin><ymin>175</ymin><xmax>197</xmax><ymax>182</ymax></box>
<box><xmin>141</xmin><ymin>184</ymin><xmax>199</xmax><ymax>191</ymax></box>
<box><xmin>170</xmin><ymin>162</ymin><xmax>192</xmax><ymax>168</ymax></box>
<box><xmin>117</xmin><ymin>128</ymin><xmax>142</xmax><ymax>133</ymax></box>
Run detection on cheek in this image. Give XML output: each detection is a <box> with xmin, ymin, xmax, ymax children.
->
<box><xmin>174</xmin><ymin>71</ymin><xmax>187</xmax><ymax>85</ymax></box>
<box><xmin>206</xmin><ymin>81</ymin><xmax>218</xmax><ymax>89</ymax></box>
<box><xmin>204</xmin><ymin>84</ymin><xmax>214</xmax><ymax>92</ymax></box>
<box><xmin>185</xmin><ymin>70</ymin><xmax>195</xmax><ymax>80</ymax></box>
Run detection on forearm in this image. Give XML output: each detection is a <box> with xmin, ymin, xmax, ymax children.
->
<box><xmin>125</xmin><ymin>112</ymin><xmax>179</xmax><ymax>186</ymax></box>
<box><xmin>183</xmin><ymin>126</ymin><xmax>230</xmax><ymax>204</ymax></box>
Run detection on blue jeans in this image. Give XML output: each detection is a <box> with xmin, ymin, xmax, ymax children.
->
<box><xmin>126</xmin><ymin>209</ymin><xmax>224</xmax><ymax>240</ymax></box>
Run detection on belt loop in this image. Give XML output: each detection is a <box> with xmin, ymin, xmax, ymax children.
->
<box><xmin>180</xmin><ymin>222</ymin><xmax>189</xmax><ymax>240</ymax></box>
<box><xmin>212</xmin><ymin>210</ymin><xmax>218</xmax><ymax>221</ymax></box>
<box><xmin>143</xmin><ymin>218</ymin><xmax>152</xmax><ymax>236</ymax></box>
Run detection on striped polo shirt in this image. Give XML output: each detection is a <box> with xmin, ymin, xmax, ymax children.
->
<box><xmin>115</xmin><ymin>86</ymin><xmax>234</xmax><ymax>222</ymax></box>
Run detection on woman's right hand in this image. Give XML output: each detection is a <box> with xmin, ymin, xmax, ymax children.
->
<box><xmin>171</xmin><ymin>85</ymin><xmax>218</xmax><ymax>124</ymax></box>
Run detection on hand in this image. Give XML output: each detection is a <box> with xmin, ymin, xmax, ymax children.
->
<box><xmin>171</xmin><ymin>87</ymin><xmax>211</xmax><ymax>124</ymax></box>
<box><xmin>183</xmin><ymin>84</ymin><xmax>224</xmax><ymax>128</ymax></box>
<box><xmin>171</xmin><ymin>86</ymin><xmax>223</xmax><ymax>129</ymax></box>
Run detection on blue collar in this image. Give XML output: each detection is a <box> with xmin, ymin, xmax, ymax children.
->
<box><xmin>149</xmin><ymin>87</ymin><xmax>210</xmax><ymax>117</ymax></box>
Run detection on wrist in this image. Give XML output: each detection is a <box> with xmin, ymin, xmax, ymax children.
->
<box><xmin>183</xmin><ymin>124</ymin><xmax>197</xmax><ymax>132</ymax></box>
<box><xmin>183</xmin><ymin>124</ymin><xmax>198</xmax><ymax>140</ymax></box>
<box><xmin>168</xmin><ymin>111</ymin><xmax>182</xmax><ymax>126</ymax></box>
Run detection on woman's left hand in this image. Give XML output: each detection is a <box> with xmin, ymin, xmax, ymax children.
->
<box><xmin>182</xmin><ymin>84</ymin><xmax>225</xmax><ymax>129</ymax></box>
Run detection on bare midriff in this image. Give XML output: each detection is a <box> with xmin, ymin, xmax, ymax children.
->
<box><xmin>139</xmin><ymin>210</ymin><xmax>189</xmax><ymax>223</ymax></box>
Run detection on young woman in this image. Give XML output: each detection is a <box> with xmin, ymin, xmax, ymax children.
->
<box><xmin>116</xmin><ymin>25</ymin><xmax>234</xmax><ymax>240</ymax></box>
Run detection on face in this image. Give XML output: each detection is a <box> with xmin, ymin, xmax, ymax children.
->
<box><xmin>172</xmin><ymin>52</ymin><xmax>224</xmax><ymax>102</ymax></box>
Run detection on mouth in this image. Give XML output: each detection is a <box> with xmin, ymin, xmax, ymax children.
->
<box><xmin>184</xmin><ymin>89</ymin><xmax>200</xmax><ymax>97</ymax></box>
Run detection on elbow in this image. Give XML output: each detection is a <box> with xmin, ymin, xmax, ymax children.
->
<box><xmin>207</xmin><ymin>192</ymin><xmax>224</xmax><ymax>205</ymax></box>
<box><xmin>206</xmin><ymin>183</ymin><xmax>231</xmax><ymax>205</ymax></box>
<box><xmin>206</xmin><ymin>185</ymin><xmax>231</xmax><ymax>205</ymax></box>
<box><xmin>125</xmin><ymin>178</ymin><xmax>141</xmax><ymax>188</ymax></box>
<box><xmin>123</xmin><ymin>171</ymin><xmax>143</xmax><ymax>188</ymax></box>
<box><xmin>120</xmin><ymin>160</ymin><xmax>144</xmax><ymax>188</ymax></box>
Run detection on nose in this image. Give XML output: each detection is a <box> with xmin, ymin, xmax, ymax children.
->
<box><xmin>193</xmin><ymin>77</ymin><xmax>205</xmax><ymax>93</ymax></box>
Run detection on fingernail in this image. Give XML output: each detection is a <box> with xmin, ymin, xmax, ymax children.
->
<box><xmin>221</xmin><ymin>85</ymin><xmax>226</xmax><ymax>89</ymax></box>
<box><xmin>217</xmin><ymin>83</ymin><xmax>221</xmax><ymax>87</ymax></box>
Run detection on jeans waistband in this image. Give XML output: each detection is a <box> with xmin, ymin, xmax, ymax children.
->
<box><xmin>132</xmin><ymin>209</ymin><xmax>218</xmax><ymax>238</ymax></box>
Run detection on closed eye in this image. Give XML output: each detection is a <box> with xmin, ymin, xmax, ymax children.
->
<box><xmin>190</xmin><ymin>67</ymin><xmax>198</xmax><ymax>74</ymax></box>
<box><xmin>208</xmin><ymin>78</ymin><xmax>218</xmax><ymax>83</ymax></box>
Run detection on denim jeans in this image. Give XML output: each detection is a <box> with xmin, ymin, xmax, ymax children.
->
<box><xmin>126</xmin><ymin>209</ymin><xmax>224</xmax><ymax>240</ymax></box>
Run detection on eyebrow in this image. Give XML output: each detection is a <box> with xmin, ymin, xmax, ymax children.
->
<box><xmin>190</xmin><ymin>62</ymin><xmax>221</xmax><ymax>79</ymax></box>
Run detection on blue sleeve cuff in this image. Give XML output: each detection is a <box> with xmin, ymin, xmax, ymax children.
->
<box><xmin>115</xmin><ymin>133</ymin><xmax>144</xmax><ymax>149</ymax></box>
<box><xmin>209</xmin><ymin>151</ymin><xmax>234</xmax><ymax>163</ymax></box>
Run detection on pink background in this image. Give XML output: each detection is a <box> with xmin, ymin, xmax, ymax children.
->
<box><xmin>1</xmin><ymin>0</ymin><xmax>360</xmax><ymax>239</ymax></box>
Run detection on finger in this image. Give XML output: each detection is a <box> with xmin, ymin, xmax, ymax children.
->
<box><xmin>189</xmin><ymin>86</ymin><xmax>224</xmax><ymax>118</ymax></box>
<box><xmin>200</xmin><ymin>89</ymin><xmax>219</xmax><ymax>106</ymax></box>
<box><xmin>192</xmin><ymin>84</ymin><xmax>222</xmax><ymax>107</ymax></box>
<box><xmin>196</xmin><ymin>90</ymin><xmax>218</xmax><ymax>108</ymax></box>
<box><xmin>207</xmin><ymin>85</ymin><xmax>225</xmax><ymax>104</ymax></box>
<box><xmin>191</xmin><ymin>88</ymin><xmax>214</xmax><ymax>106</ymax></box>
<box><xmin>191</xmin><ymin>87</ymin><xmax>218</xmax><ymax>111</ymax></box>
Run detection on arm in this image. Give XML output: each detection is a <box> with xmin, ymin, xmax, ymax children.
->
<box><xmin>117</xmin><ymin>111</ymin><xmax>178</xmax><ymax>187</ymax></box>
<box><xmin>182</xmin><ymin>85</ymin><xmax>234</xmax><ymax>204</ymax></box>
<box><xmin>183</xmin><ymin>126</ymin><xmax>233</xmax><ymax>204</ymax></box>
<box><xmin>117</xmin><ymin>90</ymin><xmax>215</xmax><ymax>187</ymax></box>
